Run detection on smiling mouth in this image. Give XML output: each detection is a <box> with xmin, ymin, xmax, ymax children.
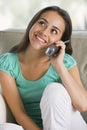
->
<box><xmin>35</xmin><ymin>34</ymin><xmax>47</xmax><ymax>44</ymax></box>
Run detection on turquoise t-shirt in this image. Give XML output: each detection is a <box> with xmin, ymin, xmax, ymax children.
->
<box><xmin>0</xmin><ymin>53</ymin><xmax>76</xmax><ymax>128</ymax></box>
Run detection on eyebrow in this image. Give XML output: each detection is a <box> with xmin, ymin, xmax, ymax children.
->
<box><xmin>40</xmin><ymin>18</ymin><xmax>48</xmax><ymax>23</ymax></box>
<box><xmin>40</xmin><ymin>18</ymin><xmax>61</xmax><ymax>32</ymax></box>
<box><xmin>53</xmin><ymin>26</ymin><xmax>61</xmax><ymax>32</ymax></box>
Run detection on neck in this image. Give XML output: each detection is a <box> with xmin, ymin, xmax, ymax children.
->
<box><xmin>18</xmin><ymin>46</ymin><xmax>50</xmax><ymax>64</ymax></box>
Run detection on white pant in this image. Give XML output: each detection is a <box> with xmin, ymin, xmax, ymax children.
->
<box><xmin>0</xmin><ymin>83</ymin><xmax>87</xmax><ymax>130</ymax></box>
<box><xmin>40</xmin><ymin>82</ymin><xmax>87</xmax><ymax>130</ymax></box>
<box><xmin>0</xmin><ymin>123</ymin><xmax>23</xmax><ymax>130</ymax></box>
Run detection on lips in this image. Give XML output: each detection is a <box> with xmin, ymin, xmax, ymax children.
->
<box><xmin>35</xmin><ymin>34</ymin><xmax>47</xmax><ymax>44</ymax></box>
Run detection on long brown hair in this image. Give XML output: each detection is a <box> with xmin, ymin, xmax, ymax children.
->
<box><xmin>10</xmin><ymin>6</ymin><xmax>73</xmax><ymax>55</ymax></box>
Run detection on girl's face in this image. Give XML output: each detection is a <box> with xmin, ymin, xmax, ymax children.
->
<box><xmin>29</xmin><ymin>11</ymin><xmax>65</xmax><ymax>50</ymax></box>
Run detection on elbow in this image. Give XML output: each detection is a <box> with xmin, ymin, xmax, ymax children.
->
<box><xmin>79</xmin><ymin>104</ymin><xmax>87</xmax><ymax>112</ymax></box>
<box><xmin>79</xmin><ymin>95</ymin><xmax>87</xmax><ymax>112</ymax></box>
<box><xmin>74</xmin><ymin>93</ymin><xmax>87</xmax><ymax>112</ymax></box>
<box><xmin>76</xmin><ymin>100</ymin><xmax>87</xmax><ymax>112</ymax></box>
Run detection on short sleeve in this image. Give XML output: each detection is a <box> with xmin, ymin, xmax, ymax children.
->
<box><xmin>0</xmin><ymin>53</ymin><xmax>17</xmax><ymax>78</ymax></box>
<box><xmin>64</xmin><ymin>54</ymin><xmax>77</xmax><ymax>70</ymax></box>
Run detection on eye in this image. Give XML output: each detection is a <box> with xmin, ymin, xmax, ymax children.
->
<box><xmin>51</xmin><ymin>29</ymin><xmax>58</xmax><ymax>34</ymax></box>
<box><xmin>38</xmin><ymin>20</ymin><xmax>46</xmax><ymax>27</ymax></box>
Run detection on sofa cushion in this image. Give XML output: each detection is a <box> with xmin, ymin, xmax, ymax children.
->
<box><xmin>71</xmin><ymin>31</ymin><xmax>87</xmax><ymax>122</ymax></box>
<box><xmin>72</xmin><ymin>31</ymin><xmax>87</xmax><ymax>91</ymax></box>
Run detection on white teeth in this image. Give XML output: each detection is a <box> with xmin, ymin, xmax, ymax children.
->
<box><xmin>37</xmin><ymin>35</ymin><xmax>45</xmax><ymax>43</ymax></box>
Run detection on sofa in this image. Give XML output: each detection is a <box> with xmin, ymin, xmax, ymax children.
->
<box><xmin>0</xmin><ymin>29</ymin><xmax>87</xmax><ymax>124</ymax></box>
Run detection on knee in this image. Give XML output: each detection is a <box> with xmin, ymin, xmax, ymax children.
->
<box><xmin>40</xmin><ymin>82</ymin><xmax>72</xmax><ymax>108</ymax></box>
<box><xmin>40</xmin><ymin>83</ymin><xmax>75</xmax><ymax>129</ymax></box>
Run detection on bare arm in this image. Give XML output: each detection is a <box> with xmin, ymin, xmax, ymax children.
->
<box><xmin>57</xmin><ymin>64</ymin><xmax>87</xmax><ymax>112</ymax></box>
<box><xmin>0</xmin><ymin>71</ymin><xmax>41</xmax><ymax>130</ymax></box>
<box><xmin>51</xmin><ymin>41</ymin><xmax>87</xmax><ymax>112</ymax></box>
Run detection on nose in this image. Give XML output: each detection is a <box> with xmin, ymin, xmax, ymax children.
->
<box><xmin>40</xmin><ymin>27</ymin><xmax>49</xmax><ymax>37</ymax></box>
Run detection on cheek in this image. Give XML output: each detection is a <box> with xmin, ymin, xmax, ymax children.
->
<box><xmin>29</xmin><ymin>26</ymin><xmax>34</xmax><ymax>35</ymax></box>
<box><xmin>50</xmin><ymin>36</ymin><xmax>61</xmax><ymax>44</ymax></box>
<box><xmin>30</xmin><ymin>23</ymin><xmax>39</xmax><ymax>32</ymax></box>
<box><xmin>28</xmin><ymin>31</ymin><xmax>31</xmax><ymax>42</ymax></box>
<box><xmin>29</xmin><ymin>26</ymin><xmax>35</xmax><ymax>40</ymax></box>
<box><xmin>29</xmin><ymin>24</ymin><xmax>39</xmax><ymax>38</ymax></box>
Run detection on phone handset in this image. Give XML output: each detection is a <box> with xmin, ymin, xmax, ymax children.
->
<box><xmin>45</xmin><ymin>40</ymin><xmax>70</xmax><ymax>57</ymax></box>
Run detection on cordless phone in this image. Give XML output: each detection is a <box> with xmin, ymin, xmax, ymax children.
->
<box><xmin>45</xmin><ymin>40</ymin><xmax>70</xmax><ymax>57</ymax></box>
